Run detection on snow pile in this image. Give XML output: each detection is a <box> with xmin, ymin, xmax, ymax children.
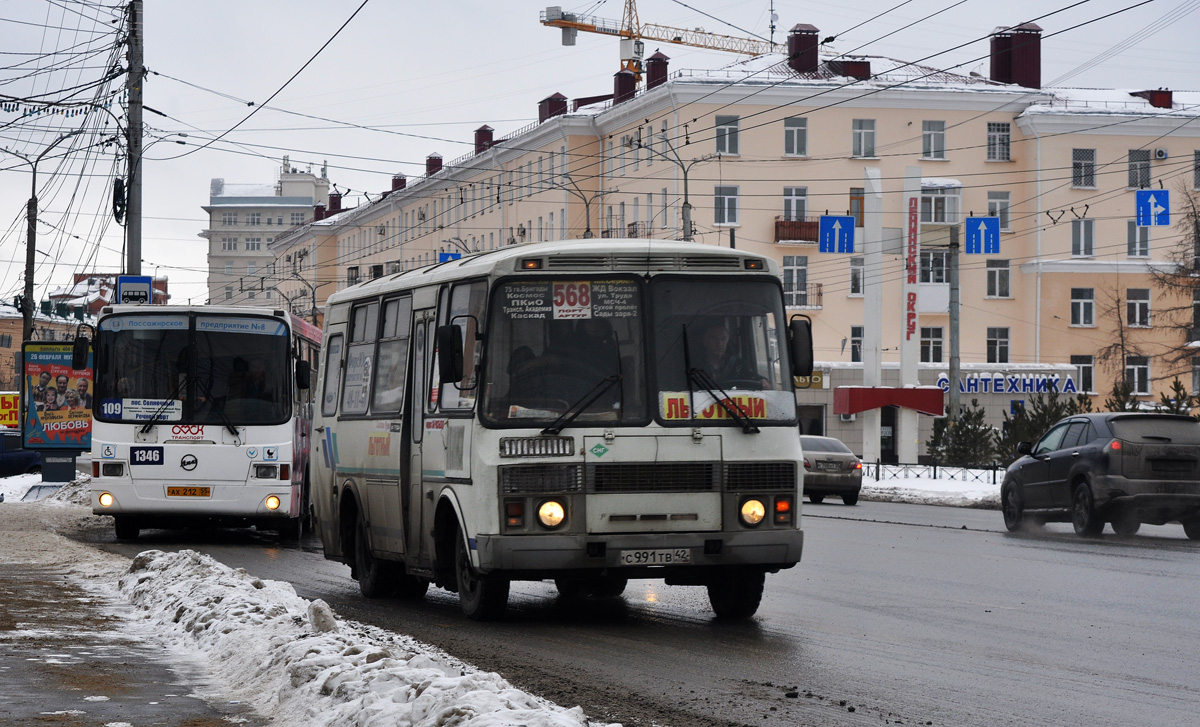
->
<box><xmin>119</xmin><ymin>548</ymin><xmax>611</xmax><ymax>727</ymax></box>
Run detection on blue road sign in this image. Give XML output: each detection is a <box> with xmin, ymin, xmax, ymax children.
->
<box><xmin>438</xmin><ymin>252</ymin><xmax>462</xmax><ymax>263</ymax></box>
<box><xmin>965</xmin><ymin>216</ymin><xmax>1001</xmax><ymax>254</ymax></box>
<box><xmin>818</xmin><ymin>216</ymin><xmax>856</xmax><ymax>253</ymax></box>
<box><xmin>1135</xmin><ymin>190</ymin><xmax>1170</xmax><ymax>226</ymax></box>
<box><xmin>116</xmin><ymin>275</ymin><xmax>153</xmax><ymax>304</ymax></box>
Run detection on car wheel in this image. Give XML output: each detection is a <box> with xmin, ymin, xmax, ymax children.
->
<box><xmin>707</xmin><ymin>568</ymin><xmax>765</xmax><ymax>619</ymax></box>
<box><xmin>113</xmin><ymin>516</ymin><xmax>139</xmax><ymax>541</ymax></box>
<box><xmin>355</xmin><ymin>514</ymin><xmax>396</xmax><ymax>598</ymax></box>
<box><xmin>455</xmin><ymin>529</ymin><xmax>509</xmax><ymax>620</ymax></box>
<box><xmin>1111</xmin><ymin>512</ymin><xmax>1141</xmax><ymax>537</ymax></box>
<box><xmin>1001</xmin><ymin>480</ymin><xmax>1024</xmax><ymax>532</ymax></box>
<box><xmin>394</xmin><ymin>574</ymin><xmax>430</xmax><ymax>600</ymax></box>
<box><xmin>1182</xmin><ymin>519</ymin><xmax>1200</xmax><ymax>541</ymax></box>
<box><xmin>1071</xmin><ymin>482</ymin><xmax>1104</xmax><ymax>537</ymax></box>
<box><xmin>842</xmin><ymin>491</ymin><xmax>859</xmax><ymax>506</ymax></box>
<box><xmin>807</xmin><ymin>493</ymin><xmax>825</xmax><ymax>504</ymax></box>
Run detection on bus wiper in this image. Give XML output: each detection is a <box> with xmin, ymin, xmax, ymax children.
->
<box><xmin>139</xmin><ymin>376</ymin><xmax>187</xmax><ymax>434</ymax></box>
<box><xmin>687</xmin><ymin>367</ymin><xmax>760</xmax><ymax>434</ymax></box>
<box><xmin>541</xmin><ymin>375</ymin><xmax>621</xmax><ymax>436</ymax></box>
<box><xmin>194</xmin><ymin>376</ymin><xmax>241</xmax><ymax>439</ymax></box>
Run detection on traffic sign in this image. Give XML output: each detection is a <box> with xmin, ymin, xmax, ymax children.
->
<box><xmin>1135</xmin><ymin>190</ymin><xmax>1170</xmax><ymax>226</ymax></box>
<box><xmin>438</xmin><ymin>252</ymin><xmax>462</xmax><ymax>263</ymax></box>
<box><xmin>818</xmin><ymin>216</ymin><xmax>856</xmax><ymax>253</ymax></box>
<box><xmin>116</xmin><ymin>275</ymin><xmax>152</xmax><ymax>304</ymax></box>
<box><xmin>964</xmin><ymin>217</ymin><xmax>1001</xmax><ymax>254</ymax></box>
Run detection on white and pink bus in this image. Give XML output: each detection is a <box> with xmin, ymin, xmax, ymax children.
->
<box><xmin>85</xmin><ymin>305</ymin><xmax>320</xmax><ymax>540</ymax></box>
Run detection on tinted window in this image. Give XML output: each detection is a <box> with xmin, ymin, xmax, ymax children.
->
<box><xmin>1060</xmin><ymin>421</ymin><xmax>1087</xmax><ymax>449</ymax></box>
<box><xmin>801</xmin><ymin>436</ymin><xmax>851</xmax><ymax>453</ymax></box>
<box><xmin>1110</xmin><ymin>417</ymin><xmax>1200</xmax><ymax>444</ymax></box>
<box><xmin>1033</xmin><ymin>422</ymin><xmax>1070</xmax><ymax>455</ymax></box>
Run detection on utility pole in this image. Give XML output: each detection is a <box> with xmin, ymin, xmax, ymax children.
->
<box><xmin>948</xmin><ymin>225</ymin><xmax>961</xmax><ymax>429</ymax></box>
<box><xmin>125</xmin><ymin>0</ymin><xmax>144</xmax><ymax>275</ymax></box>
<box><xmin>631</xmin><ymin>134</ymin><xmax>713</xmax><ymax>242</ymax></box>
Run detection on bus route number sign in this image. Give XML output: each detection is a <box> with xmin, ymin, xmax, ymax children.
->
<box><xmin>552</xmin><ymin>281</ymin><xmax>591</xmax><ymax>319</ymax></box>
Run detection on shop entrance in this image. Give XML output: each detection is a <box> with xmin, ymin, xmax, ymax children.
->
<box><xmin>880</xmin><ymin>405</ymin><xmax>898</xmax><ymax>464</ymax></box>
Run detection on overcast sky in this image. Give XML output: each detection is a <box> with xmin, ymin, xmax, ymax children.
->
<box><xmin>0</xmin><ymin>0</ymin><xmax>1196</xmax><ymax>305</ymax></box>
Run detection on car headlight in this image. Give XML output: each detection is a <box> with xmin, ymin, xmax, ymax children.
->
<box><xmin>739</xmin><ymin>498</ymin><xmax>766</xmax><ymax>527</ymax></box>
<box><xmin>537</xmin><ymin>500</ymin><xmax>565</xmax><ymax>528</ymax></box>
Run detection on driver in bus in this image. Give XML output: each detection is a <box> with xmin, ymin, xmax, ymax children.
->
<box><xmin>694</xmin><ymin>319</ymin><xmax>767</xmax><ymax>389</ymax></box>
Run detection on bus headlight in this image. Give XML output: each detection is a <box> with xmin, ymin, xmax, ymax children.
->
<box><xmin>537</xmin><ymin>500</ymin><xmax>565</xmax><ymax>529</ymax></box>
<box><xmin>265</xmin><ymin>495</ymin><xmax>281</xmax><ymax>511</ymax></box>
<box><xmin>739</xmin><ymin>498</ymin><xmax>766</xmax><ymax>527</ymax></box>
<box><xmin>98</xmin><ymin>492</ymin><xmax>114</xmax><ymax>508</ymax></box>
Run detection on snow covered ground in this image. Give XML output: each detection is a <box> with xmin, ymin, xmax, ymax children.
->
<box><xmin>0</xmin><ymin>471</ymin><xmax>999</xmax><ymax>727</ymax></box>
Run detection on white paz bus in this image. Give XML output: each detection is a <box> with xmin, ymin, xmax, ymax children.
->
<box><xmin>313</xmin><ymin>239</ymin><xmax>813</xmax><ymax>620</ymax></box>
<box><xmin>83</xmin><ymin>305</ymin><xmax>320</xmax><ymax>540</ymax></box>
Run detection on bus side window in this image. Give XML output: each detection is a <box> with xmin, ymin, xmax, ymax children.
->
<box><xmin>437</xmin><ymin>280</ymin><xmax>487</xmax><ymax>410</ymax></box>
<box><xmin>320</xmin><ymin>334</ymin><xmax>344</xmax><ymax>417</ymax></box>
<box><xmin>371</xmin><ymin>297</ymin><xmax>412</xmax><ymax>414</ymax></box>
<box><xmin>342</xmin><ymin>302</ymin><xmax>379</xmax><ymax>416</ymax></box>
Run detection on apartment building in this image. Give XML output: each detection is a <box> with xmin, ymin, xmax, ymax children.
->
<box><xmin>201</xmin><ymin>158</ymin><xmax>330</xmax><ymax>307</ymax></box>
<box><xmin>270</xmin><ymin>22</ymin><xmax>1199</xmax><ymax>461</ymax></box>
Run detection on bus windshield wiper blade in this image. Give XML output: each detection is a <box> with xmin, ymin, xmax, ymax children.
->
<box><xmin>138</xmin><ymin>377</ymin><xmax>187</xmax><ymax>434</ymax></box>
<box><xmin>194</xmin><ymin>376</ymin><xmax>240</xmax><ymax>439</ymax></box>
<box><xmin>541</xmin><ymin>375</ymin><xmax>620</xmax><ymax>436</ymax></box>
<box><xmin>687</xmin><ymin>367</ymin><xmax>760</xmax><ymax>434</ymax></box>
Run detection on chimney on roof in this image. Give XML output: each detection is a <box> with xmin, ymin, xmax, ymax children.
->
<box><xmin>646</xmin><ymin>52</ymin><xmax>670</xmax><ymax>89</ymax></box>
<box><xmin>426</xmin><ymin>153</ymin><xmax>442</xmax><ymax>176</ymax></box>
<box><xmin>474</xmin><ymin>125</ymin><xmax>495</xmax><ymax>153</ymax></box>
<box><xmin>1131</xmin><ymin>89</ymin><xmax>1173</xmax><ymax>109</ymax></box>
<box><xmin>392</xmin><ymin>174</ymin><xmax>406</xmax><ymax>191</ymax></box>
<box><xmin>613</xmin><ymin>68</ymin><xmax>636</xmax><ymax>105</ymax></box>
<box><xmin>787</xmin><ymin>24</ymin><xmax>820</xmax><ymax>74</ymax></box>
<box><xmin>313</xmin><ymin>204</ymin><xmax>326</xmax><ymax>221</ymax></box>
<box><xmin>827</xmin><ymin>59</ymin><xmax>871</xmax><ymax>81</ymax></box>
<box><xmin>990</xmin><ymin>23</ymin><xmax>1042</xmax><ymax>89</ymax></box>
<box><xmin>538</xmin><ymin>94</ymin><xmax>568</xmax><ymax>123</ymax></box>
<box><xmin>327</xmin><ymin>193</ymin><xmax>342</xmax><ymax>214</ymax></box>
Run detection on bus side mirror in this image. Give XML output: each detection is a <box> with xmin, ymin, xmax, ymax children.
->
<box><xmin>789</xmin><ymin>316</ymin><xmax>813</xmax><ymax>377</ymax></box>
<box><xmin>295</xmin><ymin>360</ymin><xmax>311</xmax><ymax>390</ymax></box>
<box><xmin>436</xmin><ymin>324</ymin><xmax>464</xmax><ymax>384</ymax></box>
<box><xmin>72</xmin><ymin>336</ymin><xmax>90</xmax><ymax>370</ymax></box>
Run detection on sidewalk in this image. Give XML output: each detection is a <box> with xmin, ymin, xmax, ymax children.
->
<box><xmin>0</xmin><ymin>491</ymin><xmax>268</xmax><ymax>726</ymax></box>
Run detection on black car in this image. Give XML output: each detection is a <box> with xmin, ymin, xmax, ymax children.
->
<box><xmin>0</xmin><ymin>429</ymin><xmax>42</xmax><ymax>477</ymax></box>
<box><xmin>1001</xmin><ymin>413</ymin><xmax>1200</xmax><ymax>539</ymax></box>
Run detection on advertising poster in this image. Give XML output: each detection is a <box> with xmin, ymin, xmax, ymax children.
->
<box><xmin>22</xmin><ymin>342</ymin><xmax>92</xmax><ymax>450</ymax></box>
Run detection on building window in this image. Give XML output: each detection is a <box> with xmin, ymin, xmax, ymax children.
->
<box><xmin>715</xmin><ymin>115</ymin><xmax>739</xmax><ymax>155</ymax></box>
<box><xmin>1126</xmin><ymin>355</ymin><xmax>1149</xmax><ymax>395</ymax></box>
<box><xmin>1127</xmin><ymin>220</ymin><xmax>1149</xmax><ymax>257</ymax></box>
<box><xmin>986</xmin><ymin>122</ymin><xmax>1010</xmax><ymax>161</ymax></box>
<box><xmin>224</xmin><ymin>286</ymin><xmax>233</xmax><ymax>301</ymax></box>
<box><xmin>852</xmin><ymin>119</ymin><xmax>875</xmax><ymax>158</ymax></box>
<box><xmin>1072</xmin><ymin>148</ymin><xmax>1096</xmax><ymax>187</ymax></box>
<box><xmin>922</xmin><ymin>121</ymin><xmax>946</xmax><ymax>159</ymax></box>
<box><xmin>850</xmin><ymin>325</ymin><xmax>863</xmax><ymax>363</ymax></box>
<box><xmin>1071</xmin><ymin>288</ymin><xmax>1095</xmax><ymax>326</ymax></box>
<box><xmin>920</xmin><ymin>250</ymin><xmax>948</xmax><ymax>283</ymax></box>
<box><xmin>714</xmin><ymin>186</ymin><xmax>738</xmax><ymax>225</ymax></box>
<box><xmin>986</xmin><ymin>260</ymin><xmax>1010</xmax><ymax>298</ymax></box>
<box><xmin>291</xmin><ymin>212</ymin><xmax>305</xmax><ymax>226</ymax></box>
<box><xmin>347</xmin><ymin>266</ymin><xmax>360</xmax><ymax>286</ymax></box>
<box><xmin>988</xmin><ymin>191</ymin><xmax>1011</xmax><ymax>231</ymax></box>
<box><xmin>920</xmin><ymin>327</ymin><xmax>944</xmax><ymax>363</ymax></box>
<box><xmin>0</xmin><ymin>334</ymin><xmax>11</xmax><ymax>348</ymax></box>
<box><xmin>247</xmin><ymin>262</ymin><xmax>256</xmax><ymax>275</ymax></box>
<box><xmin>246</xmin><ymin>212</ymin><xmax>261</xmax><ymax>226</ymax></box>
<box><xmin>1127</xmin><ymin>288</ymin><xmax>1150</xmax><ymax>327</ymax></box>
<box><xmin>849</xmin><ymin>257</ymin><xmax>864</xmax><ymax>296</ymax></box>
<box><xmin>1072</xmin><ymin>354</ymin><xmax>1094</xmax><ymax>393</ymax></box>
<box><xmin>849</xmin><ymin>187</ymin><xmax>864</xmax><ymax>227</ymax></box>
<box><xmin>221</xmin><ymin>212</ymin><xmax>237</xmax><ymax>226</ymax></box>
<box><xmin>221</xmin><ymin>238</ymin><xmax>238</xmax><ymax>251</ymax></box>
<box><xmin>245</xmin><ymin>239</ymin><xmax>262</xmax><ymax>251</ymax></box>
<box><xmin>248</xmin><ymin>290</ymin><xmax>256</xmax><ymax>300</ymax></box>
<box><xmin>784</xmin><ymin>117</ymin><xmax>807</xmax><ymax>156</ymax></box>
<box><xmin>920</xmin><ymin>185</ymin><xmax>960</xmax><ymax>224</ymax></box>
<box><xmin>783</xmin><ymin>187</ymin><xmax>807</xmax><ymax>221</ymax></box>
<box><xmin>987</xmin><ymin>327</ymin><xmax>1009</xmax><ymax>364</ymax></box>
<box><xmin>1128</xmin><ymin>149</ymin><xmax>1151</xmax><ymax>188</ymax></box>
<box><xmin>782</xmin><ymin>255</ymin><xmax>808</xmax><ymax>307</ymax></box>
<box><xmin>224</xmin><ymin>262</ymin><xmax>233</xmax><ymax>275</ymax></box>
<box><xmin>1072</xmin><ymin>219</ymin><xmax>1094</xmax><ymax>257</ymax></box>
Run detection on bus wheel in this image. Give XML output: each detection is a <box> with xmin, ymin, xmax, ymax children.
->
<box><xmin>707</xmin><ymin>568</ymin><xmax>765</xmax><ymax>619</ymax></box>
<box><xmin>455</xmin><ymin>531</ymin><xmax>508</xmax><ymax>620</ymax></box>
<box><xmin>355</xmin><ymin>515</ymin><xmax>396</xmax><ymax>598</ymax></box>
<box><xmin>395</xmin><ymin>575</ymin><xmax>430</xmax><ymax>600</ymax></box>
<box><xmin>278</xmin><ymin>517</ymin><xmax>302</xmax><ymax>542</ymax></box>
<box><xmin>113</xmin><ymin>517</ymin><xmax>140</xmax><ymax>541</ymax></box>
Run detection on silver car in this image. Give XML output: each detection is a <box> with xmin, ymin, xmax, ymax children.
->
<box><xmin>801</xmin><ymin>435</ymin><xmax>863</xmax><ymax>506</ymax></box>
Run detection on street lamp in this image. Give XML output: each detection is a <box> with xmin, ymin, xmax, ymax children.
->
<box><xmin>630</xmin><ymin>132</ymin><xmax>715</xmax><ymax>242</ymax></box>
<box><xmin>1</xmin><ymin>129</ymin><xmax>86</xmax><ymax>342</ymax></box>
<box><xmin>547</xmin><ymin>174</ymin><xmax>613</xmax><ymax>239</ymax></box>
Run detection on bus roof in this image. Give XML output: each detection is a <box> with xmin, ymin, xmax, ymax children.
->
<box><xmin>327</xmin><ymin>238</ymin><xmax>776</xmax><ymax>306</ymax></box>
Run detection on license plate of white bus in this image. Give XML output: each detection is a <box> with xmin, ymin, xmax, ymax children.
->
<box><xmin>167</xmin><ymin>486</ymin><xmax>210</xmax><ymax>497</ymax></box>
<box><xmin>619</xmin><ymin>548</ymin><xmax>691</xmax><ymax>566</ymax></box>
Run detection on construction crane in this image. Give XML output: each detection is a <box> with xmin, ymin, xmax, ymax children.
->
<box><xmin>540</xmin><ymin>1</ymin><xmax>777</xmax><ymax>79</ymax></box>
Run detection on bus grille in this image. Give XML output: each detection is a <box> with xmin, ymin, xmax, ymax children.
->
<box><xmin>725</xmin><ymin>462</ymin><xmax>796</xmax><ymax>492</ymax></box>
<box><xmin>587</xmin><ymin>462</ymin><xmax>718</xmax><ymax>493</ymax></box>
<box><xmin>500</xmin><ymin>464</ymin><xmax>583</xmax><ymax>493</ymax></box>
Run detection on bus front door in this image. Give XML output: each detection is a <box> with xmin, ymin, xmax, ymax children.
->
<box><xmin>406</xmin><ymin>312</ymin><xmax>436</xmax><ymax>567</ymax></box>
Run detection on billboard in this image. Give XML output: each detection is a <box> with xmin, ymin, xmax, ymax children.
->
<box><xmin>22</xmin><ymin>342</ymin><xmax>92</xmax><ymax>450</ymax></box>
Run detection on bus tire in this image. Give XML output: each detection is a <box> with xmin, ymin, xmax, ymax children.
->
<box><xmin>113</xmin><ymin>516</ymin><xmax>140</xmax><ymax>541</ymax></box>
<box><xmin>706</xmin><ymin>568</ymin><xmax>765</xmax><ymax>619</ymax></box>
<box><xmin>395</xmin><ymin>575</ymin><xmax>430</xmax><ymax>600</ymax></box>
<box><xmin>355</xmin><ymin>514</ymin><xmax>396</xmax><ymax>598</ymax></box>
<box><xmin>455</xmin><ymin>530</ymin><xmax>508</xmax><ymax>620</ymax></box>
<box><xmin>278</xmin><ymin>517</ymin><xmax>302</xmax><ymax>542</ymax></box>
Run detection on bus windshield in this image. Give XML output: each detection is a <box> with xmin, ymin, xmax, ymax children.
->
<box><xmin>481</xmin><ymin>278</ymin><xmax>648</xmax><ymax>426</ymax></box>
<box><xmin>651</xmin><ymin>277</ymin><xmax>795</xmax><ymax>425</ymax></box>
<box><xmin>95</xmin><ymin>314</ymin><xmax>292</xmax><ymax>426</ymax></box>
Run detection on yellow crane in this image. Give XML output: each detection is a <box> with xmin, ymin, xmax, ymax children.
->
<box><xmin>540</xmin><ymin>1</ymin><xmax>776</xmax><ymax>79</ymax></box>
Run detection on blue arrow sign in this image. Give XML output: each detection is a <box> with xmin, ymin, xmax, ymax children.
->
<box><xmin>965</xmin><ymin>217</ymin><xmax>1001</xmax><ymax>255</ymax></box>
<box><xmin>438</xmin><ymin>252</ymin><xmax>462</xmax><ymax>263</ymax></box>
<box><xmin>1135</xmin><ymin>190</ymin><xmax>1170</xmax><ymax>226</ymax></box>
<box><xmin>819</xmin><ymin>216</ymin><xmax>856</xmax><ymax>253</ymax></box>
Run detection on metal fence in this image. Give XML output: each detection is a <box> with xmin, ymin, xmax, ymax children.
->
<box><xmin>865</xmin><ymin>462</ymin><xmax>1003</xmax><ymax>485</ymax></box>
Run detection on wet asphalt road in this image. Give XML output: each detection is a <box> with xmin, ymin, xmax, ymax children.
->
<box><xmin>81</xmin><ymin>500</ymin><xmax>1200</xmax><ymax>727</ymax></box>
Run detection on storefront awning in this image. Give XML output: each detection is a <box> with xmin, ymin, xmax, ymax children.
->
<box><xmin>833</xmin><ymin>386</ymin><xmax>944</xmax><ymax>416</ymax></box>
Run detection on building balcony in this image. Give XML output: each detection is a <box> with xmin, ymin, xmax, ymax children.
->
<box><xmin>775</xmin><ymin>216</ymin><xmax>819</xmax><ymax>243</ymax></box>
<box><xmin>786</xmin><ymin>283</ymin><xmax>822</xmax><ymax>309</ymax></box>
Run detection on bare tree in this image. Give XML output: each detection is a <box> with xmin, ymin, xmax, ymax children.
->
<box><xmin>1148</xmin><ymin>183</ymin><xmax>1200</xmax><ymax>388</ymax></box>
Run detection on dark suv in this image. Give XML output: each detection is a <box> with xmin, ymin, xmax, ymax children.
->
<box><xmin>1002</xmin><ymin>413</ymin><xmax>1200</xmax><ymax>539</ymax></box>
<box><xmin>0</xmin><ymin>429</ymin><xmax>42</xmax><ymax>477</ymax></box>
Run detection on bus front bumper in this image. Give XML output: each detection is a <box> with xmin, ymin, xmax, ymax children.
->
<box><xmin>91</xmin><ymin>481</ymin><xmax>300</xmax><ymax>519</ymax></box>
